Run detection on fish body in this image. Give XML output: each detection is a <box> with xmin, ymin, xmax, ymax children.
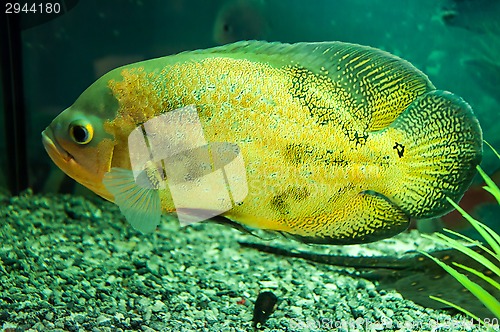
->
<box><xmin>42</xmin><ymin>41</ymin><xmax>482</xmax><ymax>244</ymax></box>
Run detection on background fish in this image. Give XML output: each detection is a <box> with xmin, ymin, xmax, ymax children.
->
<box><xmin>441</xmin><ymin>0</ymin><xmax>500</xmax><ymax>104</ymax></box>
<box><xmin>42</xmin><ymin>41</ymin><xmax>482</xmax><ymax>244</ymax></box>
<box><xmin>213</xmin><ymin>0</ymin><xmax>269</xmax><ymax>44</ymax></box>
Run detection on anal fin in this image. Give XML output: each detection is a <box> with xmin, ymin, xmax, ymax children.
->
<box><xmin>294</xmin><ymin>190</ymin><xmax>410</xmax><ymax>244</ymax></box>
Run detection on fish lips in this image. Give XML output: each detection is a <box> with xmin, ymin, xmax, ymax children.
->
<box><xmin>42</xmin><ymin>126</ymin><xmax>74</xmax><ymax>163</ymax></box>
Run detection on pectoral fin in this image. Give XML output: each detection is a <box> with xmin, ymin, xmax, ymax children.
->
<box><xmin>103</xmin><ymin>168</ymin><xmax>161</xmax><ymax>234</ymax></box>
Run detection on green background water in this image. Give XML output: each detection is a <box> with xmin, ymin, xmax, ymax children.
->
<box><xmin>1</xmin><ymin>0</ymin><xmax>499</xmax><ymax>228</ymax></box>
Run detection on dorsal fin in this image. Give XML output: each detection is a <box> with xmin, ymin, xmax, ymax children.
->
<box><xmin>192</xmin><ymin>40</ymin><xmax>435</xmax><ymax>130</ymax></box>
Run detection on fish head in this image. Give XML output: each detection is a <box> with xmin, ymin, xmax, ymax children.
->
<box><xmin>42</xmin><ymin>74</ymin><xmax>119</xmax><ymax>201</ymax></box>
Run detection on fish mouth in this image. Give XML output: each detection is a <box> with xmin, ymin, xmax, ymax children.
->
<box><xmin>41</xmin><ymin>127</ymin><xmax>74</xmax><ymax>163</ymax></box>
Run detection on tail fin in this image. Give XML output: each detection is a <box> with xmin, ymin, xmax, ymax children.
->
<box><xmin>389</xmin><ymin>90</ymin><xmax>482</xmax><ymax>218</ymax></box>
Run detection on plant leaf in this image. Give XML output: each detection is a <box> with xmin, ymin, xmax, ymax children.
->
<box><xmin>453</xmin><ymin>262</ymin><xmax>500</xmax><ymax>291</ymax></box>
<box><xmin>476</xmin><ymin>166</ymin><xmax>500</xmax><ymax>205</ymax></box>
<box><xmin>428</xmin><ymin>295</ymin><xmax>482</xmax><ymax>323</ymax></box>
<box><xmin>420</xmin><ymin>251</ymin><xmax>500</xmax><ymax>318</ymax></box>
<box><xmin>446</xmin><ymin>197</ymin><xmax>500</xmax><ymax>257</ymax></box>
<box><xmin>422</xmin><ymin>233</ymin><xmax>500</xmax><ymax>278</ymax></box>
<box><xmin>442</xmin><ymin>228</ymin><xmax>498</xmax><ymax>260</ymax></box>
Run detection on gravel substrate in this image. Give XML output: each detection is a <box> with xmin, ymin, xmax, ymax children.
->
<box><xmin>0</xmin><ymin>191</ymin><xmax>493</xmax><ymax>331</ymax></box>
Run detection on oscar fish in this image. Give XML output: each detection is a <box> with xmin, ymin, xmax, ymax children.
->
<box><xmin>41</xmin><ymin>40</ymin><xmax>482</xmax><ymax>244</ymax></box>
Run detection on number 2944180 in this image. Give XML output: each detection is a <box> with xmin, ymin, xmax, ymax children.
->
<box><xmin>5</xmin><ymin>2</ymin><xmax>61</xmax><ymax>14</ymax></box>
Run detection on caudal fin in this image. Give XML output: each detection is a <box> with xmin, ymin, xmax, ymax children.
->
<box><xmin>389</xmin><ymin>90</ymin><xmax>482</xmax><ymax>218</ymax></box>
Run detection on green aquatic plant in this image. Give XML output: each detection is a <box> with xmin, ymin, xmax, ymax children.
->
<box><xmin>421</xmin><ymin>142</ymin><xmax>500</xmax><ymax>322</ymax></box>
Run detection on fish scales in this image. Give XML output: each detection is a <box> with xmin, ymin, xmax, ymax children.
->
<box><xmin>108</xmin><ymin>57</ymin><xmax>402</xmax><ymax>239</ymax></box>
<box><xmin>42</xmin><ymin>41</ymin><xmax>482</xmax><ymax>244</ymax></box>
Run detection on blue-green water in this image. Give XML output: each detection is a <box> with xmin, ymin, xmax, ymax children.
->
<box><xmin>4</xmin><ymin>0</ymin><xmax>500</xmax><ymax>198</ymax></box>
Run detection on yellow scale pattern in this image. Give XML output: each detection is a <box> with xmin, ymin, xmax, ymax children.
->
<box><xmin>105</xmin><ymin>56</ymin><xmax>405</xmax><ymax>242</ymax></box>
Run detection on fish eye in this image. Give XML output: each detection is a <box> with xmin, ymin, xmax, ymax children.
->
<box><xmin>69</xmin><ymin>120</ymin><xmax>94</xmax><ymax>145</ymax></box>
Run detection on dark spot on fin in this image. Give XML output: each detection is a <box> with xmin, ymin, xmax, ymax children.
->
<box><xmin>393</xmin><ymin>142</ymin><xmax>405</xmax><ymax>158</ymax></box>
<box><xmin>253</xmin><ymin>291</ymin><xmax>278</xmax><ymax>330</ymax></box>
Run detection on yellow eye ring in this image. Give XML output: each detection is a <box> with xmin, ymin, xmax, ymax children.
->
<box><xmin>69</xmin><ymin>121</ymin><xmax>94</xmax><ymax>145</ymax></box>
